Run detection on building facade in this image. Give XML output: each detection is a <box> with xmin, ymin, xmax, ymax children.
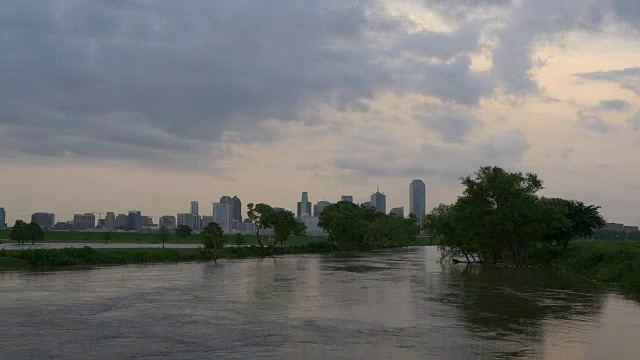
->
<box><xmin>410</xmin><ymin>179</ymin><xmax>426</xmax><ymax>224</ymax></box>
<box><xmin>128</xmin><ymin>211</ymin><xmax>142</xmax><ymax>231</ymax></box>
<box><xmin>390</xmin><ymin>207</ymin><xmax>405</xmax><ymax>217</ymax></box>
<box><xmin>231</xmin><ymin>196</ymin><xmax>242</xmax><ymax>222</ymax></box>
<box><xmin>190</xmin><ymin>201</ymin><xmax>199</xmax><ymax>216</ymax></box>
<box><xmin>159</xmin><ymin>215</ymin><xmax>177</xmax><ymax>229</ymax></box>
<box><xmin>105</xmin><ymin>212</ymin><xmax>115</xmax><ymax>230</ymax></box>
<box><xmin>115</xmin><ymin>214</ymin><xmax>128</xmax><ymax>229</ymax></box>
<box><xmin>300</xmin><ymin>192</ymin><xmax>310</xmax><ymax>216</ymax></box>
<box><xmin>0</xmin><ymin>207</ymin><xmax>5</xmax><ymax>228</ymax></box>
<box><xmin>73</xmin><ymin>213</ymin><xmax>96</xmax><ymax>230</ymax></box>
<box><xmin>177</xmin><ymin>213</ymin><xmax>194</xmax><ymax>229</ymax></box>
<box><xmin>371</xmin><ymin>188</ymin><xmax>386</xmax><ymax>213</ymax></box>
<box><xmin>218</xmin><ymin>203</ymin><xmax>234</xmax><ymax>233</ymax></box>
<box><xmin>31</xmin><ymin>212</ymin><xmax>56</xmax><ymax>229</ymax></box>
<box><xmin>313</xmin><ymin>201</ymin><xmax>332</xmax><ymax>217</ymax></box>
<box><xmin>340</xmin><ymin>195</ymin><xmax>353</xmax><ymax>203</ymax></box>
<box><xmin>297</xmin><ymin>201</ymin><xmax>312</xmax><ymax>218</ymax></box>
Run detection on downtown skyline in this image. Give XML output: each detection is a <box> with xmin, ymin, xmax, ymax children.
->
<box><xmin>2</xmin><ymin>1</ymin><xmax>640</xmax><ymax>227</ymax></box>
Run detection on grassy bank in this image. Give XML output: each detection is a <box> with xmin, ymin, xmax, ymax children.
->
<box><xmin>0</xmin><ymin>242</ymin><xmax>339</xmax><ymax>269</ymax></box>
<box><xmin>530</xmin><ymin>241</ymin><xmax>640</xmax><ymax>294</ymax></box>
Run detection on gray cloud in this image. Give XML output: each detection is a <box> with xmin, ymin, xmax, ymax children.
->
<box><xmin>598</xmin><ymin>99</ymin><xmax>631</xmax><ymax>112</ymax></box>
<box><xmin>414</xmin><ymin>108</ymin><xmax>482</xmax><ymax>143</ymax></box>
<box><xmin>576</xmin><ymin>111</ymin><xmax>615</xmax><ymax>133</ymax></box>
<box><xmin>628</xmin><ymin>112</ymin><xmax>640</xmax><ymax>130</ymax></box>
<box><xmin>333</xmin><ymin>128</ymin><xmax>529</xmax><ymax>179</ymax></box>
<box><xmin>575</xmin><ymin>67</ymin><xmax>640</xmax><ymax>95</ymax></box>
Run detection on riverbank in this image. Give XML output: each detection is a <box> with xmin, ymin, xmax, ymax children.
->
<box><xmin>531</xmin><ymin>241</ymin><xmax>640</xmax><ymax>294</ymax></box>
<box><xmin>0</xmin><ymin>242</ymin><xmax>342</xmax><ymax>270</ymax></box>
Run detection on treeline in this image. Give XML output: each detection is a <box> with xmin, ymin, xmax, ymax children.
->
<box><xmin>318</xmin><ymin>201</ymin><xmax>420</xmax><ymax>250</ymax></box>
<box><xmin>591</xmin><ymin>230</ymin><xmax>640</xmax><ymax>242</ymax></box>
<box><xmin>8</xmin><ymin>220</ymin><xmax>45</xmax><ymax>245</ymax></box>
<box><xmin>425</xmin><ymin>166</ymin><xmax>606</xmax><ymax>267</ymax></box>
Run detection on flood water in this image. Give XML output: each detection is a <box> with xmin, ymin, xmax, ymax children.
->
<box><xmin>1</xmin><ymin>246</ymin><xmax>639</xmax><ymax>359</ymax></box>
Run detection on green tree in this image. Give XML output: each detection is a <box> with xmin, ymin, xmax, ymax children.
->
<box><xmin>201</xmin><ymin>222</ymin><xmax>226</xmax><ymax>263</ymax></box>
<box><xmin>103</xmin><ymin>232</ymin><xmax>112</xmax><ymax>244</ymax></box>
<box><xmin>25</xmin><ymin>222</ymin><xmax>45</xmax><ymax>245</ymax></box>
<box><xmin>271</xmin><ymin>210</ymin><xmax>306</xmax><ymax>248</ymax></box>
<box><xmin>9</xmin><ymin>220</ymin><xmax>27</xmax><ymax>245</ymax></box>
<box><xmin>540</xmin><ymin>198</ymin><xmax>606</xmax><ymax>249</ymax></box>
<box><xmin>159</xmin><ymin>225</ymin><xmax>170</xmax><ymax>248</ymax></box>
<box><xmin>247</xmin><ymin>203</ymin><xmax>275</xmax><ymax>253</ymax></box>
<box><xmin>234</xmin><ymin>233</ymin><xmax>246</xmax><ymax>245</ymax></box>
<box><xmin>175</xmin><ymin>225</ymin><xmax>192</xmax><ymax>240</ymax></box>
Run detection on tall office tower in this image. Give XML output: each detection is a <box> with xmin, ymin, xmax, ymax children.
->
<box><xmin>128</xmin><ymin>211</ymin><xmax>142</xmax><ymax>231</ymax></box>
<box><xmin>218</xmin><ymin>203</ymin><xmax>234</xmax><ymax>233</ymax></box>
<box><xmin>231</xmin><ymin>196</ymin><xmax>242</xmax><ymax>222</ymax></box>
<box><xmin>409</xmin><ymin>179</ymin><xmax>426</xmax><ymax>224</ymax></box>
<box><xmin>212</xmin><ymin>203</ymin><xmax>220</xmax><ymax>223</ymax></box>
<box><xmin>31</xmin><ymin>212</ymin><xmax>56</xmax><ymax>229</ymax></box>
<box><xmin>105</xmin><ymin>212</ymin><xmax>116</xmax><ymax>229</ymax></box>
<box><xmin>0</xmin><ymin>207</ymin><xmax>5</xmax><ymax>228</ymax></box>
<box><xmin>301</xmin><ymin>192</ymin><xmax>310</xmax><ymax>216</ymax></box>
<box><xmin>115</xmin><ymin>214</ymin><xmax>128</xmax><ymax>229</ymax></box>
<box><xmin>371</xmin><ymin>188</ymin><xmax>386</xmax><ymax>213</ymax></box>
<box><xmin>190</xmin><ymin>201</ymin><xmax>199</xmax><ymax>216</ymax></box>
<box><xmin>340</xmin><ymin>195</ymin><xmax>353</xmax><ymax>203</ymax></box>
<box><xmin>201</xmin><ymin>216</ymin><xmax>215</xmax><ymax>228</ymax></box>
<box><xmin>297</xmin><ymin>201</ymin><xmax>312</xmax><ymax>218</ymax></box>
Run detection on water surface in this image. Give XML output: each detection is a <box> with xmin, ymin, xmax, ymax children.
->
<box><xmin>1</xmin><ymin>247</ymin><xmax>639</xmax><ymax>359</ymax></box>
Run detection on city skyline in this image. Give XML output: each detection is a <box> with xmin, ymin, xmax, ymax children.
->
<box><xmin>2</xmin><ymin>1</ymin><xmax>640</xmax><ymax>227</ymax></box>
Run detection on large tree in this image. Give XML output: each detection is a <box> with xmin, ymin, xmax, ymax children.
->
<box><xmin>175</xmin><ymin>225</ymin><xmax>192</xmax><ymax>241</ymax></box>
<box><xmin>159</xmin><ymin>226</ymin><xmax>170</xmax><ymax>248</ymax></box>
<box><xmin>9</xmin><ymin>220</ymin><xmax>27</xmax><ymax>245</ymax></box>
<box><xmin>201</xmin><ymin>222</ymin><xmax>226</xmax><ymax>263</ymax></box>
<box><xmin>25</xmin><ymin>222</ymin><xmax>45</xmax><ymax>245</ymax></box>
<box><xmin>246</xmin><ymin>203</ymin><xmax>275</xmax><ymax>253</ymax></box>
<box><xmin>271</xmin><ymin>210</ymin><xmax>306</xmax><ymax>248</ymax></box>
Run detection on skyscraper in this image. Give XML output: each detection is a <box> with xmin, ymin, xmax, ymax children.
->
<box><xmin>410</xmin><ymin>179</ymin><xmax>426</xmax><ymax>224</ymax></box>
<box><xmin>371</xmin><ymin>188</ymin><xmax>386</xmax><ymax>213</ymax></box>
<box><xmin>0</xmin><ymin>207</ymin><xmax>5</xmax><ymax>228</ymax></box>
<box><xmin>390</xmin><ymin>207</ymin><xmax>405</xmax><ymax>217</ymax></box>
<box><xmin>73</xmin><ymin>213</ymin><xmax>96</xmax><ymax>230</ymax></box>
<box><xmin>105</xmin><ymin>212</ymin><xmax>116</xmax><ymax>230</ymax></box>
<box><xmin>231</xmin><ymin>196</ymin><xmax>242</xmax><ymax>222</ymax></box>
<box><xmin>128</xmin><ymin>211</ymin><xmax>142</xmax><ymax>231</ymax></box>
<box><xmin>190</xmin><ymin>201</ymin><xmax>199</xmax><ymax>216</ymax></box>
<box><xmin>299</xmin><ymin>192</ymin><xmax>310</xmax><ymax>217</ymax></box>
<box><xmin>313</xmin><ymin>201</ymin><xmax>332</xmax><ymax>217</ymax></box>
<box><xmin>31</xmin><ymin>212</ymin><xmax>56</xmax><ymax>229</ymax></box>
<box><xmin>340</xmin><ymin>195</ymin><xmax>353</xmax><ymax>203</ymax></box>
<box><xmin>177</xmin><ymin>213</ymin><xmax>194</xmax><ymax>229</ymax></box>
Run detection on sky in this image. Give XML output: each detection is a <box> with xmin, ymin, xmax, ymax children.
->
<box><xmin>2</xmin><ymin>0</ymin><xmax>640</xmax><ymax>225</ymax></box>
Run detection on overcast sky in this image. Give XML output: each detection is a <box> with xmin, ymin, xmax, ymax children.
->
<box><xmin>2</xmin><ymin>0</ymin><xmax>640</xmax><ymax>225</ymax></box>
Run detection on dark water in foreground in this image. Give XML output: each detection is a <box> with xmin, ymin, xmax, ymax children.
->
<box><xmin>1</xmin><ymin>247</ymin><xmax>639</xmax><ymax>359</ymax></box>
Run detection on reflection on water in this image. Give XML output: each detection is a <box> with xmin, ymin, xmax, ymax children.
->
<box><xmin>0</xmin><ymin>247</ymin><xmax>639</xmax><ymax>359</ymax></box>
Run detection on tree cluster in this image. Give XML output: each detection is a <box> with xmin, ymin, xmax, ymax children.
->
<box><xmin>247</xmin><ymin>203</ymin><xmax>306</xmax><ymax>253</ymax></box>
<box><xmin>10</xmin><ymin>220</ymin><xmax>45</xmax><ymax>245</ymax></box>
<box><xmin>318</xmin><ymin>201</ymin><xmax>419</xmax><ymax>250</ymax></box>
<box><xmin>425</xmin><ymin>166</ymin><xmax>606</xmax><ymax>267</ymax></box>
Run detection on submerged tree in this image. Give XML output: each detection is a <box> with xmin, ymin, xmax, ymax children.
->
<box><xmin>201</xmin><ymin>222</ymin><xmax>226</xmax><ymax>264</ymax></box>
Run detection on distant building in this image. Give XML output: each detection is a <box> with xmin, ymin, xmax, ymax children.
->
<box><xmin>604</xmin><ymin>223</ymin><xmax>625</xmax><ymax>232</ymax></box>
<box><xmin>297</xmin><ymin>201</ymin><xmax>311</xmax><ymax>218</ymax></box>
<box><xmin>31</xmin><ymin>212</ymin><xmax>56</xmax><ymax>229</ymax></box>
<box><xmin>141</xmin><ymin>216</ymin><xmax>153</xmax><ymax>227</ymax></box>
<box><xmin>341</xmin><ymin>195</ymin><xmax>353</xmax><ymax>203</ymax></box>
<box><xmin>231</xmin><ymin>196</ymin><xmax>242</xmax><ymax>222</ymax></box>
<box><xmin>54</xmin><ymin>221</ymin><xmax>73</xmax><ymax>230</ymax></box>
<box><xmin>313</xmin><ymin>201</ymin><xmax>332</xmax><ymax>217</ymax></box>
<box><xmin>201</xmin><ymin>216</ymin><xmax>215</xmax><ymax>228</ymax></box>
<box><xmin>624</xmin><ymin>226</ymin><xmax>639</xmax><ymax>233</ymax></box>
<box><xmin>299</xmin><ymin>214</ymin><xmax>326</xmax><ymax>236</ymax></box>
<box><xmin>300</xmin><ymin>192</ymin><xmax>310</xmax><ymax>216</ymax></box>
<box><xmin>363</xmin><ymin>201</ymin><xmax>373</xmax><ymax>209</ymax></box>
<box><xmin>218</xmin><ymin>203</ymin><xmax>234</xmax><ymax>233</ymax></box>
<box><xmin>177</xmin><ymin>213</ymin><xmax>194</xmax><ymax>229</ymax></box>
<box><xmin>212</xmin><ymin>203</ymin><xmax>221</xmax><ymax>224</ymax></box>
<box><xmin>273</xmin><ymin>207</ymin><xmax>286</xmax><ymax>212</ymax></box>
<box><xmin>410</xmin><ymin>180</ymin><xmax>426</xmax><ymax>224</ymax></box>
<box><xmin>159</xmin><ymin>216</ymin><xmax>176</xmax><ymax>229</ymax></box>
<box><xmin>190</xmin><ymin>201</ymin><xmax>199</xmax><ymax>216</ymax></box>
<box><xmin>105</xmin><ymin>212</ymin><xmax>115</xmax><ymax>230</ymax></box>
<box><xmin>97</xmin><ymin>219</ymin><xmax>106</xmax><ymax>228</ymax></box>
<box><xmin>73</xmin><ymin>213</ymin><xmax>96</xmax><ymax>230</ymax></box>
<box><xmin>0</xmin><ymin>207</ymin><xmax>6</xmax><ymax>228</ymax></box>
<box><xmin>115</xmin><ymin>214</ymin><xmax>128</xmax><ymax>230</ymax></box>
<box><xmin>192</xmin><ymin>215</ymin><xmax>202</xmax><ymax>231</ymax></box>
<box><xmin>128</xmin><ymin>211</ymin><xmax>142</xmax><ymax>231</ymax></box>
<box><xmin>390</xmin><ymin>207</ymin><xmax>405</xmax><ymax>217</ymax></box>
<box><xmin>371</xmin><ymin>188</ymin><xmax>386</xmax><ymax>213</ymax></box>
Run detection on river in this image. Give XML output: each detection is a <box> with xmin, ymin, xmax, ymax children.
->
<box><xmin>1</xmin><ymin>246</ymin><xmax>639</xmax><ymax>359</ymax></box>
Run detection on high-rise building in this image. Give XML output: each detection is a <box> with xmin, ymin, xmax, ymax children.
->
<box><xmin>363</xmin><ymin>201</ymin><xmax>373</xmax><ymax>209</ymax></box>
<box><xmin>313</xmin><ymin>201</ymin><xmax>332</xmax><ymax>217</ymax></box>
<box><xmin>410</xmin><ymin>180</ymin><xmax>426</xmax><ymax>224</ymax></box>
<box><xmin>128</xmin><ymin>211</ymin><xmax>142</xmax><ymax>231</ymax></box>
<box><xmin>190</xmin><ymin>201</ymin><xmax>199</xmax><ymax>216</ymax></box>
<box><xmin>114</xmin><ymin>214</ymin><xmax>128</xmax><ymax>229</ymax></box>
<box><xmin>390</xmin><ymin>207</ymin><xmax>405</xmax><ymax>217</ymax></box>
<box><xmin>192</xmin><ymin>216</ymin><xmax>202</xmax><ymax>231</ymax></box>
<box><xmin>159</xmin><ymin>216</ymin><xmax>177</xmax><ymax>229</ymax></box>
<box><xmin>340</xmin><ymin>195</ymin><xmax>353</xmax><ymax>203</ymax></box>
<box><xmin>73</xmin><ymin>213</ymin><xmax>96</xmax><ymax>230</ymax></box>
<box><xmin>231</xmin><ymin>196</ymin><xmax>242</xmax><ymax>222</ymax></box>
<box><xmin>0</xmin><ymin>208</ymin><xmax>5</xmax><ymax>228</ymax></box>
<box><xmin>297</xmin><ymin>201</ymin><xmax>311</xmax><ymax>218</ymax></box>
<box><xmin>371</xmin><ymin>188</ymin><xmax>386</xmax><ymax>213</ymax></box>
<box><xmin>31</xmin><ymin>212</ymin><xmax>56</xmax><ymax>229</ymax></box>
<box><xmin>141</xmin><ymin>216</ymin><xmax>153</xmax><ymax>227</ymax></box>
<box><xmin>177</xmin><ymin>213</ymin><xmax>194</xmax><ymax>229</ymax></box>
<box><xmin>218</xmin><ymin>203</ymin><xmax>234</xmax><ymax>233</ymax></box>
<box><xmin>201</xmin><ymin>216</ymin><xmax>215</xmax><ymax>228</ymax></box>
<box><xmin>212</xmin><ymin>203</ymin><xmax>221</xmax><ymax>224</ymax></box>
<box><xmin>105</xmin><ymin>212</ymin><xmax>115</xmax><ymax>230</ymax></box>
<box><xmin>300</xmin><ymin>192</ymin><xmax>309</xmax><ymax>216</ymax></box>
